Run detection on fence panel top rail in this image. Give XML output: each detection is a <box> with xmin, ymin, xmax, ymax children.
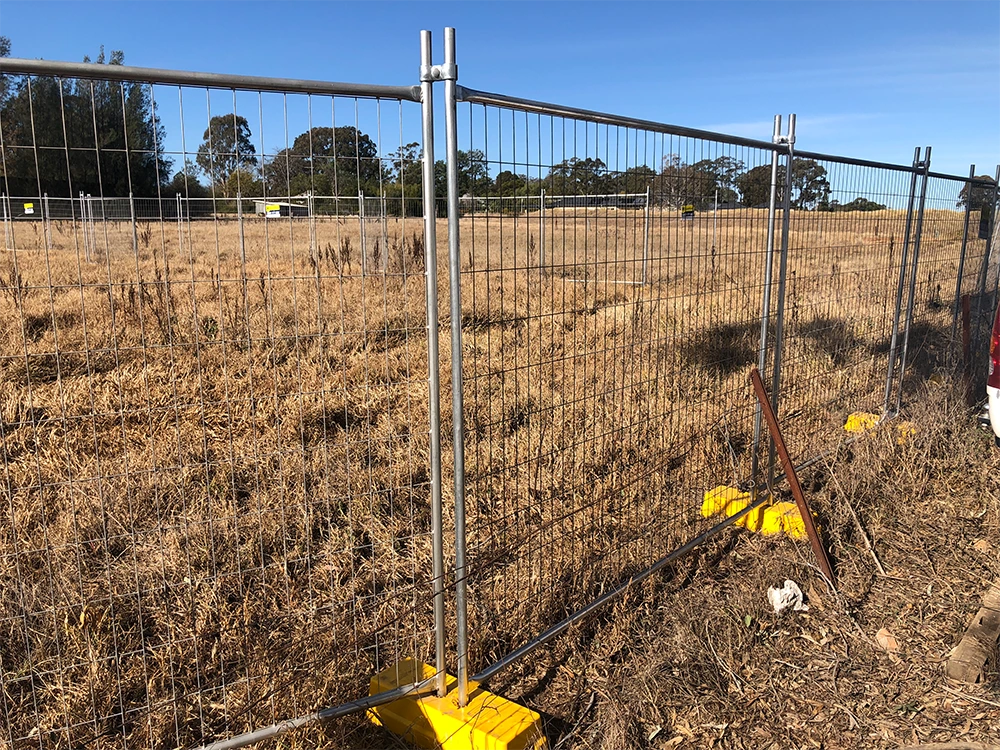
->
<box><xmin>0</xmin><ymin>56</ymin><xmax>422</xmax><ymax>101</ymax></box>
<box><xmin>456</xmin><ymin>84</ymin><xmax>788</xmax><ymax>153</ymax></box>
<box><xmin>456</xmin><ymin>85</ymin><xmax>991</xmax><ymax>184</ymax></box>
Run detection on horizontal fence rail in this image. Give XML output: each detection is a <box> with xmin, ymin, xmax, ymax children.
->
<box><xmin>0</xmin><ymin>25</ymin><xmax>998</xmax><ymax>750</ymax></box>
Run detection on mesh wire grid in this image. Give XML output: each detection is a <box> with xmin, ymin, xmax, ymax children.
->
<box><xmin>0</xmin><ymin>73</ymin><xmax>437</xmax><ymax>748</ymax></box>
<box><xmin>451</xmin><ymin>100</ymin><xmax>782</xmax><ymax>675</ymax></box>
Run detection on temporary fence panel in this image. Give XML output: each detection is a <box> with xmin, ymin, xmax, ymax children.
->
<box><xmin>771</xmin><ymin>153</ymin><xmax>925</xmax><ymax>458</ymax></box>
<box><xmin>0</xmin><ymin>58</ymin><xmax>444</xmax><ymax>750</ymax></box>
<box><xmin>447</xmin><ymin>86</ymin><xmax>788</xmax><ymax>686</ymax></box>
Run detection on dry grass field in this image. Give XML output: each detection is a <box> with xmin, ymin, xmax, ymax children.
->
<box><xmin>0</xmin><ymin>205</ymin><xmax>989</xmax><ymax>748</ymax></box>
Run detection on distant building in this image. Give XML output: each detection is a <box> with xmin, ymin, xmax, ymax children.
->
<box><xmin>253</xmin><ymin>200</ymin><xmax>309</xmax><ymax>217</ymax></box>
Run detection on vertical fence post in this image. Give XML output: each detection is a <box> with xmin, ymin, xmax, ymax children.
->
<box><xmin>751</xmin><ymin>115</ymin><xmax>783</xmax><ymax>497</ymax></box>
<box><xmin>2</xmin><ymin>193</ymin><xmax>10</xmax><ymax>251</ymax></box>
<box><xmin>80</xmin><ymin>191</ymin><xmax>89</xmax><ymax>261</ymax></box>
<box><xmin>358</xmin><ymin>191</ymin><xmax>367</xmax><ymax>275</ymax></box>
<box><xmin>237</xmin><ymin>191</ymin><xmax>246</xmax><ymax>266</ymax></box>
<box><xmin>176</xmin><ymin>193</ymin><xmax>184</xmax><ymax>255</ymax></box>
<box><xmin>419</xmin><ymin>28</ymin><xmax>447</xmax><ymax>700</ymax></box>
<box><xmin>766</xmin><ymin>114</ymin><xmax>796</xmax><ymax>489</ymax></box>
<box><xmin>642</xmin><ymin>184</ymin><xmax>651</xmax><ymax>285</ymax></box>
<box><xmin>895</xmin><ymin>147</ymin><xmax>932</xmax><ymax>414</ymax></box>
<box><xmin>882</xmin><ymin>148</ymin><xmax>922</xmax><ymax>415</ymax></box>
<box><xmin>42</xmin><ymin>192</ymin><xmax>51</xmax><ymax>251</ymax></box>
<box><xmin>381</xmin><ymin>192</ymin><xmax>388</xmax><ymax>272</ymax></box>
<box><xmin>951</xmin><ymin>164</ymin><xmax>976</xmax><ymax>341</ymax></box>
<box><xmin>129</xmin><ymin>190</ymin><xmax>138</xmax><ymax>254</ymax></box>
<box><xmin>309</xmin><ymin>192</ymin><xmax>317</xmax><ymax>262</ymax></box>
<box><xmin>78</xmin><ymin>191</ymin><xmax>86</xmax><ymax>260</ymax></box>
<box><xmin>441</xmin><ymin>25</ymin><xmax>469</xmax><ymax>710</ymax></box>
<box><xmin>86</xmin><ymin>194</ymin><xmax>94</xmax><ymax>260</ymax></box>
<box><xmin>539</xmin><ymin>187</ymin><xmax>546</xmax><ymax>273</ymax></box>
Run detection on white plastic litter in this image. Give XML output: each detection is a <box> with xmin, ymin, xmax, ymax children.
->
<box><xmin>767</xmin><ymin>579</ymin><xmax>809</xmax><ymax>614</ymax></box>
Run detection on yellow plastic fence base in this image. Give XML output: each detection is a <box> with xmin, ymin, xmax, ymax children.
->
<box><xmin>369</xmin><ymin>659</ymin><xmax>548</xmax><ymax>750</ymax></box>
<box><xmin>844</xmin><ymin>411</ymin><xmax>880</xmax><ymax>433</ymax></box>
<box><xmin>701</xmin><ymin>486</ymin><xmax>810</xmax><ymax>540</ymax></box>
<box><xmin>844</xmin><ymin>411</ymin><xmax>915</xmax><ymax>443</ymax></box>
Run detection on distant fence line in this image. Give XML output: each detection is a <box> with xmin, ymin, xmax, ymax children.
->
<box><xmin>0</xmin><ymin>27</ymin><xmax>998</xmax><ymax>750</ymax></box>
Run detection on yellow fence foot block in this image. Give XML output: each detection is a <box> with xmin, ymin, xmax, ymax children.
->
<box><xmin>844</xmin><ymin>411</ymin><xmax>916</xmax><ymax>443</ymax></box>
<box><xmin>369</xmin><ymin>659</ymin><xmax>548</xmax><ymax>750</ymax></box>
<box><xmin>702</xmin><ymin>486</ymin><xmax>813</xmax><ymax>540</ymax></box>
<box><xmin>844</xmin><ymin>411</ymin><xmax>880</xmax><ymax>433</ymax></box>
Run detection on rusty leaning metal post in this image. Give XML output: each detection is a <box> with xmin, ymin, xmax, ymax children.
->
<box><xmin>750</xmin><ymin>367</ymin><xmax>835</xmax><ymax>587</ymax></box>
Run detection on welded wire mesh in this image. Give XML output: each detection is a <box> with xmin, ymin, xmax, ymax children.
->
<box><xmin>0</xmin><ymin>70</ymin><xmax>436</xmax><ymax>749</ymax></box>
<box><xmin>903</xmin><ymin>174</ymin><xmax>993</xmax><ymax>390</ymax></box>
<box><xmin>917</xmin><ymin>174</ymin><xmax>996</xmax><ymax>369</ymax></box>
<box><xmin>451</xmin><ymin>100</ymin><xmax>781</xmax><ymax>674</ymax></box>
<box><xmin>775</xmin><ymin>159</ymin><xmax>919</xmax><ymax>456</ymax></box>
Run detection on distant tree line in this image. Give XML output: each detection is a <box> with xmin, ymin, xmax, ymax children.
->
<box><xmin>0</xmin><ymin>41</ymin><xmax>170</xmax><ymax>198</ymax></box>
<box><xmin>0</xmin><ymin>36</ymin><xmax>959</xmax><ymax>216</ymax></box>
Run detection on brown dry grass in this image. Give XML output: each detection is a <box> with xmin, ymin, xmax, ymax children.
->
<box><xmin>503</xmin><ymin>378</ymin><xmax>1000</xmax><ymax>750</ymax></box>
<box><xmin>0</xmin><ymin>206</ymin><xmax>990</xmax><ymax>748</ymax></box>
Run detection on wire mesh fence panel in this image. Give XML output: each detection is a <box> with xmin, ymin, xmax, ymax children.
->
<box><xmin>0</xmin><ymin>67</ymin><xmax>438</xmax><ymax>749</ymax></box>
<box><xmin>903</xmin><ymin>174</ymin><xmax>991</xmax><ymax>385</ymax></box>
<box><xmin>773</xmin><ymin>159</ymin><xmax>919</xmax><ymax>457</ymax></box>
<box><xmin>451</xmin><ymin>98</ymin><xmax>782</xmax><ymax>675</ymax></box>
<box><xmin>930</xmin><ymin>172</ymin><xmax>1000</xmax><ymax>367</ymax></box>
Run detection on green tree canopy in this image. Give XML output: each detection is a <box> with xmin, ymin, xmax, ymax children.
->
<box><xmin>0</xmin><ymin>44</ymin><xmax>170</xmax><ymax>198</ymax></box>
<box><xmin>735</xmin><ymin>158</ymin><xmax>830</xmax><ymax>210</ymax></box>
<box><xmin>834</xmin><ymin>197</ymin><xmax>886</xmax><ymax>212</ymax></box>
<box><xmin>614</xmin><ymin>165</ymin><xmax>656</xmax><ymax>195</ymax></box>
<box><xmin>262</xmin><ymin>125</ymin><xmax>380</xmax><ymax>198</ymax></box>
<box><xmin>167</xmin><ymin>161</ymin><xmax>209</xmax><ymax>199</ymax></box>
<box><xmin>388</xmin><ymin>142</ymin><xmax>422</xmax><ymax>188</ymax></box>
<box><xmin>0</xmin><ymin>35</ymin><xmax>10</xmax><ymax>102</ymax></box>
<box><xmin>196</xmin><ymin>114</ymin><xmax>257</xmax><ymax>196</ymax></box>
<box><xmin>547</xmin><ymin>157</ymin><xmax>608</xmax><ymax>196</ymax></box>
<box><xmin>788</xmin><ymin>158</ymin><xmax>830</xmax><ymax>210</ymax></box>
<box><xmin>494</xmin><ymin>170</ymin><xmax>524</xmax><ymax>196</ymax></box>
<box><xmin>958</xmin><ymin>175</ymin><xmax>996</xmax><ymax>211</ymax></box>
<box><xmin>655</xmin><ymin>155</ymin><xmax>737</xmax><ymax>209</ymax></box>
<box><xmin>735</xmin><ymin>164</ymin><xmax>773</xmax><ymax>207</ymax></box>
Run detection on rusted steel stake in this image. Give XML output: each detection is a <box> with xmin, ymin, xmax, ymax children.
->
<box><xmin>750</xmin><ymin>367</ymin><xmax>836</xmax><ymax>587</ymax></box>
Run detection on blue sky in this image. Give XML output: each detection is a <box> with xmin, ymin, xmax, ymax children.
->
<box><xmin>0</xmin><ymin>0</ymin><xmax>997</xmax><ymax>180</ymax></box>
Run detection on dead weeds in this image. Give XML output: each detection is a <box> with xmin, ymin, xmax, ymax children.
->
<box><xmin>496</xmin><ymin>379</ymin><xmax>1000</xmax><ymax>750</ymax></box>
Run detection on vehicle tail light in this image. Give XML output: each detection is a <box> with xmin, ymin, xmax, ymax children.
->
<box><xmin>989</xmin><ymin>302</ymin><xmax>1000</xmax><ymax>389</ymax></box>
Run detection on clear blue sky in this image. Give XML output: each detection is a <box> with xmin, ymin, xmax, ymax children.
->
<box><xmin>0</xmin><ymin>0</ymin><xmax>997</xmax><ymax>179</ymax></box>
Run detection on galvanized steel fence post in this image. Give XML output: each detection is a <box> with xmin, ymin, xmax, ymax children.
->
<box><xmin>882</xmin><ymin>148</ymin><xmax>922</xmax><ymax>415</ymax></box>
<box><xmin>419</xmin><ymin>28</ymin><xmax>449</xmax><ymax>700</ymax></box>
<box><xmin>751</xmin><ymin>115</ymin><xmax>784</xmax><ymax>496</ymax></box>
<box><xmin>767</xmin><ymin>114</ymin><xmax>796</xmax><ymax>488</ymax></box>
<box><xmin>895</xmin><ymin>147</ymin><xmax>931</xmax><ymax>414</ymax></box>
<box><xmin>42</xmin><ymin>192</ymin><xmax>51</xmax><ymax>251</ymax></box>
<box><xmin>176</xmin><ymin>193</ymin><xmax>184</xmax><ymax>254</ymax></box>
<box><xmin>642</xmin><ymin>184</ymin><xmax>651</xmax><ymax>285</ymax></box>
<box><xmin>539</xmin><ymin>187</ymin><xmax>546</xmax><ymax>273</ymax></box>
<box><xmin>441</xmin><ymin>25</ymin><xmax>470</xmax><ymax>710</ymax></box>
<box><xmin>1</xmin><ymin>193</ymin><xmax>11</xmax><ymax>251</ymax></box>
<box><xmin>952</xmin><ymin>164</ymin><xmax>977</xmax><ymax>340</ymax></box>
<box><xmin>129</xmin><ymin>190</ymin><xmax>138</xmax><ymax>253</ymax></box>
